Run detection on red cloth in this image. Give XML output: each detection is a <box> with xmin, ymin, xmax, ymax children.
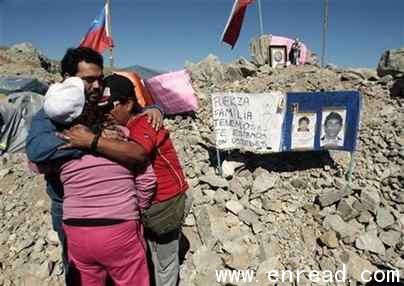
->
<box><xmin>79</xmin><ymin>2</ymin><xmax>113</xmax><ymax>54</ymax></box>
<box><xmin>80</xmin><ymin>27</ymin><xmax>113</xmax><ymax>54</ymax></box>
<box><xmin>127</xmin><ymin>115</ymin><xmax>188</xmax><ymax>203</ymax></box>
<box><xmin>221</xmin><ymin>0</ymin><xmax>254</xmax><ymax>48</ymax></box>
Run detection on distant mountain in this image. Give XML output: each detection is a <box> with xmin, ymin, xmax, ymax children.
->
<box><xmin>118</xmin><ymin>65</ymin><xmax>165</xmax><ymax>80</ymax></box>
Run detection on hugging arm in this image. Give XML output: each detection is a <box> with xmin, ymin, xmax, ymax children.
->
<box><xmin>25</xmin><ymin>109</ymin><xmax>84</xmax><ymax>163</ymax></box>
<box><xmin>96</xmin><ymin>136</ymin><xmax>147</xmax><ymax>166</ymax></box>
<box><xmin>61</xmin><ymin>124</ymin><xmax>147</xmax><ymax>166</ymax></box>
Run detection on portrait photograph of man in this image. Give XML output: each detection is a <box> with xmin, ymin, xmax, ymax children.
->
<box><xmin>320</xmin><ymin>109</ymin><xmax>346</xmax><ymax>147</ymax></box>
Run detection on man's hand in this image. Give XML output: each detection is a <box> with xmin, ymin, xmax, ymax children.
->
<box><xmin>101</xmin><ymin>126</ymin><xmax>127</xmax><ymax>142</ymax></box>
<box><xmin>58</xmin><ymin>124</ymin><xmax>95</xmax><ymax>149</ymax></box>
<box><xmin>141</xmin><ymin>108</ymin><xmax>163</xmax><ymax>131</ymax></box>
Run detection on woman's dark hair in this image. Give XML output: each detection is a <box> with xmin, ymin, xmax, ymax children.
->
<box><xmin>60</xmin><ymin>47</ymin><xmax>104</xmax><ymax>77</ymax></box>
<box><xmin>104</xmin><ymin>74</ymin><xmax>142</xmax><ymax>114</ymax></box>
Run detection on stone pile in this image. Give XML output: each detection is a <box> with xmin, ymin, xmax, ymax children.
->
<box><xmin>175</xmin><ymin>50</ymin><xmax>403</xmax><ymax>285</ymax></box>
<box><xmin>0</xmin><ymin>43</ymin><xmax>403</xmax><ymax>285</ymax></box>
<box><xmin>0</xmin><ymin>154</ymin><xmax>65</xmax><ymax>286</ymax></box>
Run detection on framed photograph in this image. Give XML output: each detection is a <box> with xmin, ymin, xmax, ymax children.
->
<box><xmin>320</xmin><ymin>108</ymin><xmax>347</xmax><ymax>148</ymax></box>
<box><xmin>291</xmin><ymin>112</ymin><xmax>317</xmax><ymax>150</ymax></box>
<box><xmin>268</xmin><ymin>45</ymin><xmax>287</xmax><ymax>68</ymax></box>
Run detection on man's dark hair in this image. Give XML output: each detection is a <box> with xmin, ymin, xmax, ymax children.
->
<box><xmin>324</xmin><ymin>112</ymin><xmax>343</xmax><ymax>126</ymax></box>
<box><xmin>298</xmin><ymin>116</ymin><xmax>310</xmax><ymax>125</ymax></box>
<box><xmin>60</xmin><ymin>47</ymin><xmax>103</xmax><ymax>77</ymax></box>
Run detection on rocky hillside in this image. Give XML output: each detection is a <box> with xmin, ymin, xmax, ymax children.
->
<box><xmin>0</xmin><ymin>43</ymin><xmax>61</xmax><ymax>85</ymax></box>
<box><xmin>0</xmin><ymin>42</ymin><xmax>403</xmax><ymax>286</ymax></box>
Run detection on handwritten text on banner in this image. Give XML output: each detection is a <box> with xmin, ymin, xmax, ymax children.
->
<box><xmin>212</xmin><ymin>92</ymin><xmax>286</xmax><ymax>153</ymax></box>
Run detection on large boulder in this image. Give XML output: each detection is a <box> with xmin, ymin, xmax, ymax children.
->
<box><xmin>249</xmin><ymin>34</ymin><xmax>272</xmax><ymax>66</ymax></box>
<box><xmin>185</xmin><ymin>54</ymin><xmax>225</xmax><ymax>84</ymax></box>
<box><xmin>222</xmin><ymin>57</ymin><xmax>258</xmax><ymax>82</ymax></box>
<box><xmin>233</xmin><ymin>57</ymin><xmax>257</xmax><ymax>77</ymax></box>
<box><xmin>223</xmin><ymin>64</ymin><xmax>244</xmax><ymax>82</ymax></box>
<box><xmin>377</xmin><ymin>47</ymin><xmax>404</xmax><ymax>78</ymax></box>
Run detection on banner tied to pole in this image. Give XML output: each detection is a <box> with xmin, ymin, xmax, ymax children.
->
<box><xmin>212</xmin><ymin>91</ymin><xmax>361</xmax><ymax>153</ymax></box>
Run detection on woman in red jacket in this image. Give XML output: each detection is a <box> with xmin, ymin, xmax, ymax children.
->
<box><xmin>104</xmin><ymin>74</ymin><xmax>190</xmax><ymax>286</ymax></box>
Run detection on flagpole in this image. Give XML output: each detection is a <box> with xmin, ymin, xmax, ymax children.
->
<box><xmin>106</xmin><ymin>0</ymin><xmax>114</xmax><ymax>69</ymax></box>
<box><xmin>321</xmin><ymin>0</ymin><xmax>328</xmax><ymax>67</ymax></box>
<box><xmin>257</xmin><ymin>0</ymin><xmax>264</xmax><ymax>35</ymax></box>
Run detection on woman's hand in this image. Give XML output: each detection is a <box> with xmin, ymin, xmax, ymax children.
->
<box><xmin>58</xmin><ymin>124</ymin><xmax>95</xmax><ymax>149</ymax></box>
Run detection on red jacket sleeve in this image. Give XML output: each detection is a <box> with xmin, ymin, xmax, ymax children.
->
<box><xmin>128</xmin><ymin>115</ymin><xmax>157</xmax><ymax>155</ymax></box>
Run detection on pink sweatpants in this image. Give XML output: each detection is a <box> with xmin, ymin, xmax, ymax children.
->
<box><xmin>63</xmin><ymin>220</ymin><xmax>149</xmax><ymax>286</ymax></box>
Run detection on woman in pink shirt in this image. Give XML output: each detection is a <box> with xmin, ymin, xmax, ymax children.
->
<box><xmin>61</xmin><ymin>150</ymin><xmax>154</xmax><ymax>286</ymax></box>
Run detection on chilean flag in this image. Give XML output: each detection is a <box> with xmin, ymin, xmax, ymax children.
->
<box><xmin>221</xmin><ymin>0</ymin><xmax>254</xmax><ymax>48</ymax></box>
<box><xmin>80</xmin><ymin>1</ymin><xmax>113</xmax><ymax>54</ymax></box>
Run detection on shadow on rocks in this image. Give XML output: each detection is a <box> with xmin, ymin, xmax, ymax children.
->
<box><xmin>390</xmin><ymin>77</ymin><xmax>404</xmax><ymax>98</ymax></box>
<box><xmin>210</xmin><ymin>148</ymin><xmax>337</xmax><ymax>173</ymax></box>
<box><xmin>179</xmin><ymin>231</ymin><xmax>190</xmax><ymax>265</ymax></box>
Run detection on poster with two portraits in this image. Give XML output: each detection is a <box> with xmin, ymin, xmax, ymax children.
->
<box><xmin>282</xmin><ymin>91</ymin><xmax>361</xmax><ymax>152</ymax></box>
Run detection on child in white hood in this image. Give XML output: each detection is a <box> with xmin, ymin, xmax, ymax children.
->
<box><xmin>44</xmin><ymin>77</ymin><xmax>86</xmax><ymax>125</ymax></box>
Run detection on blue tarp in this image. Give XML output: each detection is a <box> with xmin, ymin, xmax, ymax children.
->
<box><xmin>0</xmin><ymin>76</ymin><xmax>48</xmax><ymax>95</ymax></box>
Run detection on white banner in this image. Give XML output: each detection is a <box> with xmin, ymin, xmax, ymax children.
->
<box><xmin>212</xmin><ymin>92</ymin><xmax>286</xmax><ymax>153</ymax></box>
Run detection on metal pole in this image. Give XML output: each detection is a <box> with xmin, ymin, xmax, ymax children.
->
<box><xmin>346</xmin><ymin>151</ymin><xmax>355</xmax><ymax>187</ymax></box>
<box><xmin>216</xmin><ymin>149</ymin><xmax>222</xmax><ymax>176</ymax></box>
<box><xmin>257</xmin><ymin>0</ymin><xmax>264</xmax><ymax>35</ymax></box>
<box><xmin>106</xmin><ymin>0</ymin><xmax>114</xmax><ymax>69</ymax></box>
<box><xmin>401</xmin><ymin>8</ymin><xmax>404</xmax><ymax>46</ymax></box>
<box><xmin>109</xmin><ymin>48</ymin><xmax>114</xmax><ymax>69</ymax></box>
<box><xmin>321</xmin><ymin>0</ymin><xmax>328</xmax><ymax>67</ymax></box>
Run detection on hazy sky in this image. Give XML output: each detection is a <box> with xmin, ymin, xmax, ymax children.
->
<box><xmin>0</xmin><ymin>0</ymin><xmax>403</xmax><ymax>70</ymax></box>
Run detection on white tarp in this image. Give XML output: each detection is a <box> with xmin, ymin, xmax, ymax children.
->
<box><xmin>212</xmin><ymin>92</ymin><xmax>286</xmax><ymax>153</ymax></box>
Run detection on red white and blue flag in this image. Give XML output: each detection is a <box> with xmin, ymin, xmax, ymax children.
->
<box><xmin>80</xmin><ymin>1</ymin><xmax>113</xmax><ymax>53</ymax></box>
<box><xmin>221</xmin><ymin>0</ymin><xmax>254</xmax><ymax>48</ymax></box>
